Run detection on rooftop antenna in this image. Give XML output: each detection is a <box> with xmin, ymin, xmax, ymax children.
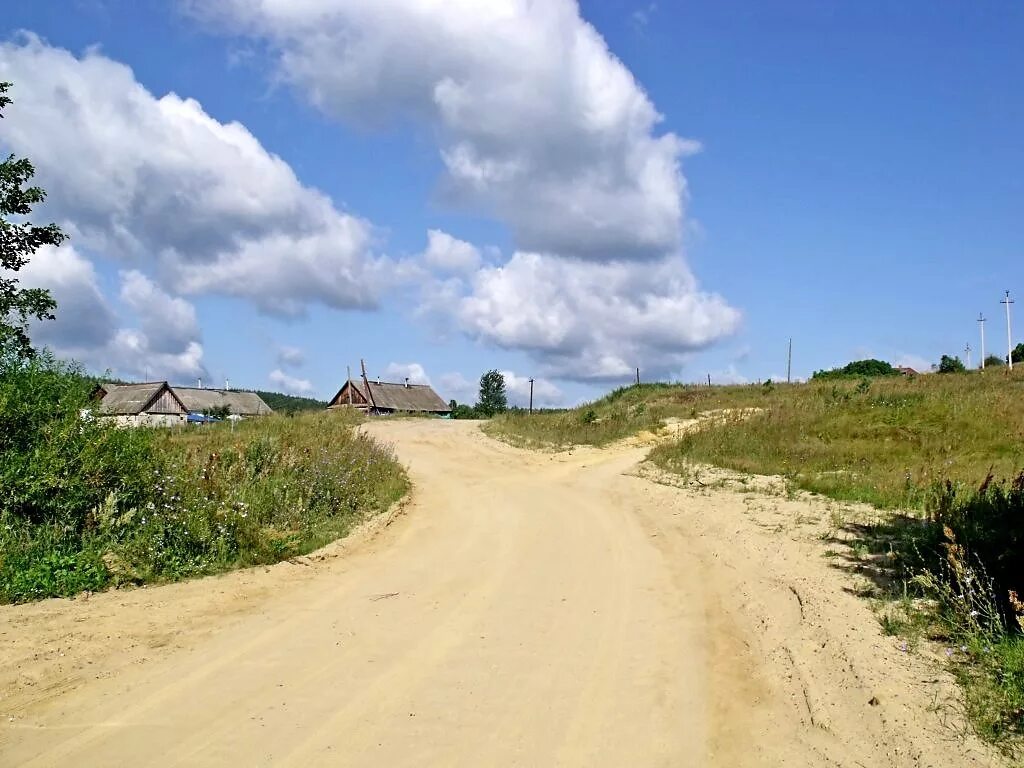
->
<box><xmin>964</xmin><ymin>342</ymin><xmax>972</xmax><ymax>371</ymax></box>
<box><xmin>978</xmin><ymin>313</ymin><xmax>987</xmax><ymax>369</ymax></box>
<box><xmin>1002</xmin><ymin>290</ymin><xmax>1015</xmax><ymax>371</ymax></box>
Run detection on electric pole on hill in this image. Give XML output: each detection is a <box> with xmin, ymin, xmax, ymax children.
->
<box><xmin>964</xmin><ymin>343</ymin><xmax>972</xmax><ymax>371</ymax></box>
<box><xmin>528</xmin><ymin>378</ymin><xmax>534</xmax><ymax>415</ymax></box>
<box><xmin>978</xmin><ymin>313</ymin><xmax>987</xmax><ymax>369</ymax></box>
<box><xmin>787</xmin><ymin>338</ymin><xmax>792</xmax><ymax>384</ymax></box>
<box><xmin>1002</xmin><ymin>290</ymin><xmax>1015</xmax><ymax>371</ymax></box>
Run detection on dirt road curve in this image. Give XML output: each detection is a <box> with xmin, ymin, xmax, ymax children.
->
<box><xmin>0</xmin><ymin>421</ymin><xmax>1001</xmax><ymax>766</ymax></box>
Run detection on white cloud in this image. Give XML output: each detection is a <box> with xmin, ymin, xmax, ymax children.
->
<box><xmin>186</xmin><ymin>1</ymin><xmax>740</xmax><ymax>379</ymax></box>
<box><xmin>276</xmin><ymin>345</ymin><xmax>306</xmax><ymax>369</ymax></box>
<box><xmin>13</xmin><ymin>245</ymin><xmax>205</xmax><ymax>380</ymax></box>
<box><xmin>630</xmin><ymin>3</ymin><xmax>658</xmax><ymax>32</ymax></box>
<box><xmin>184</xmin><ymin>0</ymin><xmax>697</xmax><ymax>263</ymax></box>
<box><xmin>14</xmin><ymin>244</ymin><xmax>116</xmax><ymax>352</ymax></box>
<box><xmin>500</xmin><ymin>370</ymin><xmax>562</xmax><ymax>408</ymax></box>
<box><xmin>0</xmin><ymin>35</ymin><xmax>382</xmax><ymax>316</ymax></box>
<box><xmin>384</xmin><ymin>362</ymin><xmax>431</xmax><ymax>385</ymax></box>
<box><xmin>457</xmin><ymin>252</ymin><xmax>740</xmax><ymax>381</ymax></box>
<box><xmin>269</xmin><ymin>368</ymin><xmax>314</xmax><ymax>395</ymax></box>
<box><xmin>437</xmin><ymin>371</ymin><xmax>476</xmax><ymax>404</ymax></box>
<box><xmin>421</xmin><ymin>229</ymin><xmax>481</xmax><ymax>274</ymax></box>
<box><xmin>119</xmin><ymin>270</ymin><xmax>200</xmax><ymax>355</ymax></box>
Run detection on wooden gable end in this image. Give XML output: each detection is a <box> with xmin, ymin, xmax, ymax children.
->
<box><xmin>329</xmin><ymin>381</ymin><xmax>369</xmax><ymax>407</ymax></box>
<box><xmin>144</xmin><ymin>385</ymin><xmax>188</xmax><ymax>415</ymax></box>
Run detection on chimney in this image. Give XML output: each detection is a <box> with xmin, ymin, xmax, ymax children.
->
<box><xmin>405</xmin><ymin>377</ymin><xmax>410</xmax><ymax>388</ymax></box>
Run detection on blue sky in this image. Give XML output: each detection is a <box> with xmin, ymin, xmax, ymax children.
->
<box><xmin>1</xmin><ymin>1</ymin><xmax>1021</xmax><ymax>405</ymax></box>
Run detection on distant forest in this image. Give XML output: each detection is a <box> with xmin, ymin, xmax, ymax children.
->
<box><xmin>254</xmin><ymin>390</ymin><xmax>326</xmax><ymax>413</ymax></box>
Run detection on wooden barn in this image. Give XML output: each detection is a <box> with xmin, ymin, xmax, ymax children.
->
<box><xmin>329</xmin><ymin>377</ymin><xmax>450</xmax><ymax>416</ymax></box>
<box><xmin>96</xmin><ymin>382</ymin><xmax>188</xmax><ymax>428</ymax></box>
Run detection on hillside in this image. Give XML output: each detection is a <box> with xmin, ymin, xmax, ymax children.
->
<box><xmin>254</xmin><ymin>390</ymin><xmax>327</xmax><ymax>413</ymax></box>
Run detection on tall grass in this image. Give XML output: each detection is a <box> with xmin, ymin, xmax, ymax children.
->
<box><xmin>1</xmin><ymin>356</ymin><xmax>408</xmax><ymax>603</ymax></box>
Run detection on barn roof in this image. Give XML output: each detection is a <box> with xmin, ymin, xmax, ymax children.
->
<box><xmin>99</xmin><ymin>382</ymin><xmax>186</xmax><ymax>415</ymax></box>
<box><xmin>335</xmin><ymin>380</ymin><xmax>449</xmax><ymax>413</ymax></box>
<box><xmin>173</xmin><ymin>388</ymin><xmax>273</xmax><ymax>416</ymax></box>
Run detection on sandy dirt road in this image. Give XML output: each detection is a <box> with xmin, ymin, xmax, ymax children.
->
<box><xmin>0</xmin><ymin>420</ymin><xmax>1002</xmax><ymax>766</ymax></box>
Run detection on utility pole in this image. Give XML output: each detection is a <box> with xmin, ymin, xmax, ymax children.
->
<box><xmin>528</xmin><ymin>378</ymin><xmax>534</xmax><ymax>415</ymax></box>
<box><xmin>978</xmin><ymin>313</ymin><xmax>987</xmax><ymax>369</ymax></box>
<box><xmin>635</xmin><ymin>367</ymin><xmax>640</xmax><ymax>386</ymax></box>
<box><xmin>787</xmin><ymin>338</ymin><xmax>792</xmax><ymax>384</ymax></box>
<box><xmin>1002</xmin><ymin>290</ymin><xmax>1015</xmax><ymax>371</ymax></box>
<box><xmin>347</xmin><ymin>365</ymin><xmax>352</xmax><ymax>405</ymax></box>
<box><xmin>964</xmin><ymin>343</ymin><xmax>972</xmax><ymax>371</ymax></box>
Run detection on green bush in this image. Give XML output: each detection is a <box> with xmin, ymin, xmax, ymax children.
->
<box><xmin>0</xmin><ymin>353</ymin><xmax>154</xmax><ymax>529</ymax></box>
<box><xmin>0</xmin><ymin>355</ymin><xmax>408</xmax><ymax>603</ymax></box>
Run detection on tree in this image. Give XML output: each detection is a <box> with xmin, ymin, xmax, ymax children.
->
<box><xmin>810</xmin><ymin>359</ymin><xmax>897</xmax><ymax>380</ymax></box>
<box><xmin>937</xmin><ymin>354</ymin><xmax>966</xmax><ymax>374</ymax></box>
<box><xmin>0</xmin><ymin>82</ymin><xmax>66</xmax><ymax>361</ymax></box>
<box><xmin>983</xmin><ymin>354</ymin><xmax>1005</xmax><ymax>368</ymax></box>
<box><xmin>1013</xmin><ymin>343</ymin><xmax>1024</xmax><ymax>365</ymax></box>
<box><xmin>476</xmin><ymin>369</ymin><xmax>507</xmax><ymax>417</ymax></box>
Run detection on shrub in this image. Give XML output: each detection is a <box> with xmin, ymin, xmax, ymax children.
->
<box><xmin>0</xmin><ymin>355</ymin><xmax>409</xmax><ymax>602</ymax></box>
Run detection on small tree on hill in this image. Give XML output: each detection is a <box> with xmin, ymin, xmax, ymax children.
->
<box><xmin>937</xmin><ymin>354</ymin><xmax>966</xmax><ymax>374</ymax></box>
<box><xmin>476</xmin><ymin>370</ymin><xmax>507</xmax><ymax>417</ymax></box>
<box><xmin>983</xmin><ymin>354</ymin><xmax>1005</xmax><ymax>368</ymax></box>
<box><xmin>0</xmin><ymin>82</ymin><xmax>66</xmax><ymax>361</ymax></box>
<box><xmin>1013</xmin><ymin>343</ymin><xmax>1024</xmax><ymax>365</ymax></box>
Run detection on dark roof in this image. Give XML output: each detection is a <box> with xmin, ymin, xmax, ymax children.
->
<box><xmin>346</xmin><ymin>380</ymin><xmax>449</xmax><ymax>412</ymax></box>
<box><xmin>99</xmin><ymin>382</ymin><xmax>186</xmax><ymax>415</ymax></box>
<box><xmin>173</xmin><ymin>388</ymin><xmax>273</xmax><ymax>416</ymax></box>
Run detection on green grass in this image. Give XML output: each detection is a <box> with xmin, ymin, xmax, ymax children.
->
<box><xmin>485</xmin><ymin>381</ymin><xmax>785</xmax><ymax>448</ymax></box>
<box><xmin>1</xmin><ymin>409</ymin><xmax>408</xmax><ymax>602</ymax></box>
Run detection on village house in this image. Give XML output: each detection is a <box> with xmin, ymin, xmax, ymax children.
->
<box><xmin>173</xmin><ymin>387</ymin><xmax>273</xmax><ymax>418</ymax></box>
<box><xmin>94</xmin><ymin>383</ymin><xmax>273</xmax><ymax>427</ymax></box>
<box><xmin>95</xmin><ymin>382</ymin><xmax>188</xmax><ymax>428</ymax></box>
<box><xmin>329</xmin><ymin>377</ymin><xmax>450</xmax><ymax>416</ymax></box>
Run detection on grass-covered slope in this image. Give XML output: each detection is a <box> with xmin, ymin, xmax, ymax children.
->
<box><xmin>1</xmin><ymin>356</ymin><xmax>407</xmax><ymax>603</ymax></box>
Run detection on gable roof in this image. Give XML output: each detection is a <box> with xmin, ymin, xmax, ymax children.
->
<box><xmin>334</xmin><ymin>380</ymin><xmax>449</xmax><ymax>413</ymax></box>
<box><xmin>173</xmin><ymin>388</ymin><xmax>273</xmax><ymax>416</ymax></box>
<box><xmin>99</xmin><ymin>382</ymin><xmax>186</xmax><ymax>416</ymax></box>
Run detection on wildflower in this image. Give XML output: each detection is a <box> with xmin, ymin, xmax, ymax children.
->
<box><xmin>945</xmin><ymin>648</ymin><xmax>954</xmax><ymax>658</ymax></box>
<box><xmin>899</xmin><ymin>641</ymin><xmax>908</xmax><ymax>652</ymax></box>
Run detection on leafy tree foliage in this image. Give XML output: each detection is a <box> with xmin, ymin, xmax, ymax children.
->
<box><xmin>0</xmin><ymin>82</ymin><xmax>66</xmax><ymax>360</ymax></box>
<box><xmin>449</xmin><ymin>402</ymin><xmax>478</xmax><ymax>419</ymax></box>
<box><xmin>1013</xmin><ymin>343</ymin><xmax>1024</xmax><ymax>365</ymax></box>
<box><xmin>811</xmin><ymin>359</ymin><xmax>898</xmax><ymax>380</ymax></box>
<box><xmin>983</xmin><ymin>354</ymin><xmax>1005</xmax><ymax>368</ymax></box>
<box><xmin>254</xmin><ymin>390</ymin><xmax>326</xmax><ymax>413</ymax></box>
<box><xmin>938</xmin><ymin>354</ymin><xmax>966</xmax><ymax>374</ymax></box>
<box><xmin>476</xmin><ymin>369</ymin><xmax>507</xmax><ymax>417</ymax></box>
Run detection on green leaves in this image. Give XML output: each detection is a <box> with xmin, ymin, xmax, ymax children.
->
<box><xmin>0</xmin><ymin>81</ymin><xmax>66</xmax><ymax>361</ymax></box>
<box><xmin>476</xmin><ymin>369</ymin><xmax>507</xmax><ymax>418</ymax></box>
